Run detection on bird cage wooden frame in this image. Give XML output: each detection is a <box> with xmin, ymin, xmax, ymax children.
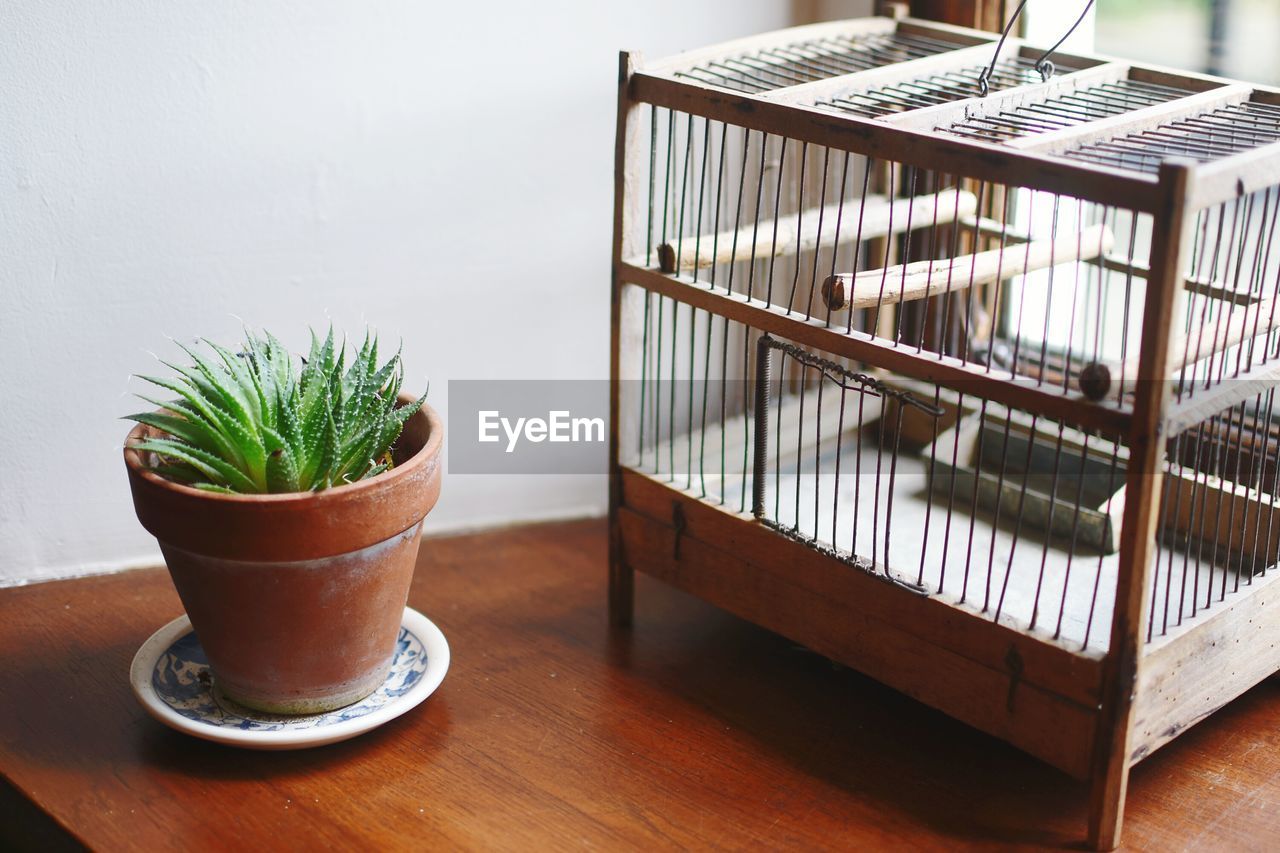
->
<box><xmin>608</xmin><ymin>9</ymin><xmax>1280</xmax><ymax>849</ymax></box>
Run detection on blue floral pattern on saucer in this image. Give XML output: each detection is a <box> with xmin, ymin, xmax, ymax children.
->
<box><xmin>151</xmin><ymin>627</ymin><xmax>428</xmax><ymax>732</ymax></box>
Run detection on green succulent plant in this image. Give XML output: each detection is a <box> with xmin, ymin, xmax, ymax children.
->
<box><xmin>126</xmin><ymin>328</ymin><xmax>426</xmax><ymax>494</ymax></box>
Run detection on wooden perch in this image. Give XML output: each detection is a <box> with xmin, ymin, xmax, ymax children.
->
<box><xmin>1077</xmin><ymin>294</ymin><xmax>1279</xmax><ymax>401</ymax></box>
<box><xmin>657</xmin><ymin>188</ymin><xmax>979</xmax><ymax>274</ymax></box>
<box><xmin>1171</xmin><ymin>295</ymin><xmax>1278</xmax><ymax>374</ymax></box>
<box><xmin>820</xmin><ymin>223</ymin><xmax>1116</xmax><ymax>312</ymax></box>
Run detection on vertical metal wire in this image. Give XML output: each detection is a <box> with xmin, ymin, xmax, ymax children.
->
<box><xmin>621</xmin><ymin>100</ymin><xmax>1280</xmax><ymax>653</ymax></box>
<box><xmin>752</xmin><ymin>334</ymin><xmax>772</xmax><ymax>518</ymax></box>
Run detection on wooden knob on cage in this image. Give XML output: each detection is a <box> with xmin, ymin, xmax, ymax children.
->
<box><xmin>1078</xmin><ymin>362</ymin><xmax>1112</xmax><ymax>402</ymax></box>
<box><xmin>821</xmin><ymin>275</ymin><xmax>850</xmax><ymax>311</ymax></box>
<box><xmin>657</xmin><ymin>243</ymin><xmax>678</xmax><ymax>274</ymax></box>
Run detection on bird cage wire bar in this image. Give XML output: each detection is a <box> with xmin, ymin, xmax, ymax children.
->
<box><xmin>1142</xmin><ymin>175</ymin><xmax>1280</xmax><ymax>641</ymax></box>
<box><xmin>673</xmin><ymin>29</ymin><xmax>965</xmax><ymax>95</ymax></box>
<box><xmin>630</xmin><ymin>105</ymin><xmax>1152</xmax><ymax>429</ymax></box>
<box><xmin>628</xmin><ymin>71</ymin><xmax>1166</xmax><ymax>212</ymax></box>
<box><xmin>619</xmin><ymin>100</ymin><xmax>1280</xmax><ymax>652</ymax></box>
<box><xmin>1151</xmin><ymin>386</ymin><xmax>1280</xmax><ymax>642</ymax></box>
<box><xmin>1066</xmin><ymin>101</ymin><xmax>1280</xmax><ymax>174</ymax></box>
<box><xmin>624</xmin><ymin>284</ymin><xmax>1280</xmax><ymax>651</ymax></box>
<box><xmin>817</xmin><ymin>55</ymin><xmax>1074</xmax><ymax>119</ymax></box>
<box><xmin>1163</xmin><ymin>183</ymin><xmax>1280</xmax><ymax>413</ymax></box>
<box><xmin>944</xmin><ymin>79</ymin><xmax>1196</xmax><ymax>143</ymax></box>
<box><xmin>621</xmin><ymin>106</ymin><xmax>1157</xmax><ymax>653</ymax></box>
<box><xmin>743</xmin><ymin>333</ymin><xmax>1133</xmax><ymax>650</ymax></box>
<box><xmin>623</xmin><ymin>301</ymin><xmax>1136</xmax><ymax>651</ymax></box>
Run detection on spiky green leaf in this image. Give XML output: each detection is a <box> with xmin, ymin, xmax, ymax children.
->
<box><xmin>131</xmin><ymin>438</ymin><xmax>260</xmax><ymax>493</ymax></box>
<box><xmin>129</xmin><ymin>327</ymin><xmax>425</xmax><ymax>494</ymax></box>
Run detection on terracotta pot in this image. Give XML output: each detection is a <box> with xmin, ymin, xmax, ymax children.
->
<box><xmin>124</xmin><ymin>399</ymin><xmax>443</xmax><ymax>714</ymax></box>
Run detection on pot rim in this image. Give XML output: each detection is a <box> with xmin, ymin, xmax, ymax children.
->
<box><xmin>123</xmin><ymin>393</ymin><xmax>442</xmax><ymax>505</ymax></box>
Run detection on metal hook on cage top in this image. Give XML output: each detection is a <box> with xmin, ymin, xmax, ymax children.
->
<box><xmin>977</xmin><ymin>0</ymin><xmax>1031</xmax><ymax>97</ymax></box>
<box><xmin>976</xmin><ymin>0</ymin><xmax>1096</xmax><ymax>96</ymax></box>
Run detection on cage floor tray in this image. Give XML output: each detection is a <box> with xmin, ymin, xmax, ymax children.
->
<box><xmin>925</xmin><ymin>414</ymin><xmax>1127</xmax><ymax>554</ymax></box>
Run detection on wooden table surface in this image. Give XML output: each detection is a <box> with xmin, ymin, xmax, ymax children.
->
<box><xmin>2</xmin><ymin>519</ymin><xmax>1278</xmax><ymax>851</ymax></box>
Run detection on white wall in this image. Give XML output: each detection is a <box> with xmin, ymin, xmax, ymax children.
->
<box><xmin>1022</xmin><ymin>0</ymin><xmax>1094</xmax><ymax>56</ymax></box>
<box><xmin>0</xmin><ymin>0</ymin><xmax>798</xmax><ymax>585</ymax></box>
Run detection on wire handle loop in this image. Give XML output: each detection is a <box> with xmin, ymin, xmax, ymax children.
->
<box><xmin>977</xmin><ymin>0</ymin><xmax>1030</xmax><ymax>98</ymax></box>
<box><xmin>977</xmin><ymin>0</ymin><xmax>1095</xmax><ymax>96</ymax></box>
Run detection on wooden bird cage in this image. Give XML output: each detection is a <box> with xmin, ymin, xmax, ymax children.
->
<box><xmin>608</xmin><ymin>7</ymin><xmax>1280</xmax><ymax>849</ymax></box>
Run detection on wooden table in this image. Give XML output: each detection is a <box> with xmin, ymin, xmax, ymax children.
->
<box><xmin>2</xmin><ymin>519</ymin><xmax>1278</xmax><ymax>850</ymax></box>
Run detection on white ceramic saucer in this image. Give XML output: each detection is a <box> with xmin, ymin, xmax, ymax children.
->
<box><xmin>130</xmin><ymin>606</ymin><xmax>448</xmax><ymax>750</ymax></box>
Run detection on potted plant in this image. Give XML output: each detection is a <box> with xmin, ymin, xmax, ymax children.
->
<box><xmin>122</xmin><ymin>328</ymin><xmax>442</xmax><ymax>714</ymax></box>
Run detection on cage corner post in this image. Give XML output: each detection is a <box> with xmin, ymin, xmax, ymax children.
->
<box><xmin>610</xmin><ymin>49</ymin><xmax>642</xmax><ymax>628</ymax></box>
<box><xmin>1086</xmin><ymin>160</ymin><xmax>1196</xmax><ymax>851</ymax></box>
<box><xmin>908</xmin><ymin>0</ymin><xmax>1004</xmax><ymax>34</ymax></box>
